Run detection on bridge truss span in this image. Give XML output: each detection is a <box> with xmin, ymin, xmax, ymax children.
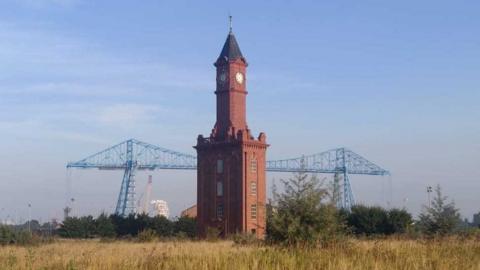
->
<box><xmin>267</xmin><ymin>148</ymin><xmax>389</xmax><ymax>175</ymax></box>
<box><xmin>67</xmin><ymin>139</ymin><xmax>390</xmax><ymax>215</ymax></box>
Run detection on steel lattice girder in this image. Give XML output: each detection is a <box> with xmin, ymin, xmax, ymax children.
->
<box><xmin>67</xmin><ymin>139</ymin><xmax>390</xmax><ymax>213</ymax></box>
<box><xmin>67</xmin><ymin>139</ymin><xmax>389</xmax><ymax>176</ymax></box>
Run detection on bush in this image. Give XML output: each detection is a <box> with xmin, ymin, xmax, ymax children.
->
<box><xmin>14</xmin><ymin>231</ymin><xmax>41</xmax><ymax>246</ymax></box>
<box><xmin>137</xmin><ymin>229</ymin><xmax>157</xmax><ymax>242</ymax></box>
<box><xmin>0</xmin><ymin>226</ymin><xmax>44</xmax><ymax>246</ymax></box>
<box><xmin>58</xmin><ymin>213</ymin><xmax>192</xmax><ymax>239</ymax></box>
<box><xmin>95</xmin><ymin>213</ymin><xmax>116</xmax><ymax>238</ymax></box>
<box><xmin>346</xmin><ymin>206</ymin><xmax>412</xmax><ymax>236</ymax></box>
<box><xmin>347</xmin><ymin>205</ymin><xmax>389</xmax><ymax>235</ymax></box>
<box><xmin>58</xmin><ymin>216</ymin><xmax>96</xmax><ymax>238</ymax></box>
<box><xmin>205</xmin><ymin>227</ymin><xmax>220</xmax><ymax>242</ymax></box>
<box><xmin>174</xmin><ymin>216</ymin><xmax>196</xmax><ymax>238</ymax></box>
<box><xmin>418</xmin><ymin>185</ymin><xmax>461</xmax><ymax>236</ymax></box>
<box><xmin>387</xmin><ymin>208</ymin><xmax>413</xmax><ymax>234</ymax></box>
<box><xmin>0</xmin><ymin>225</ymin><xmax>14</xmax><ymax>245</ymax></box>
<box><xmin>150</xmin><ymin>215</ymin><xmax>174</xmax><ymax>237</ymax></box>
<box><xmin>232</xmin><ymin>233</ymin><xmax>259</xmax><ymax>246</ymax></box>
<box><xmin>267</xmin><ymin>169</ymin><xmax>345</xmax><ymax>246</ymax></box>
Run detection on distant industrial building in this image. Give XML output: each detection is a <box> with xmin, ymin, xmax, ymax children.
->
<box><xmin>151</xmin><ymin>200</ymin><xmax>169</xmax><ymax>218</ymax></box>
<box><xmin>473</xmin><ymin>212</ymin><xmax>480</xmax><ymax>227</ymax></box>
<box><xmin>181</xmin><ymin>205</ymin><xmax>197</xmax><ymax>218</ymax></box>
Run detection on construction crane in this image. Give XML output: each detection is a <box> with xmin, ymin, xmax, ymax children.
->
<box><xmin>67</xmin><ymin>139</ymin><xmax>390</xmax><ymax>216</ymax></box>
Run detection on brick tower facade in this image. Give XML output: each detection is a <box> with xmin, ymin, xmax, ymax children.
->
<box><xmin>195</xmin><ymin>29</ymin><xmax>268</xmax><ymax>238</ymax></box>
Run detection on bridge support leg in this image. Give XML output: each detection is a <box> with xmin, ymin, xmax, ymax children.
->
<box><xmin>343</xmin><ymin>171</ymin><xmax>355</xmax><ymax>211</ymax></box>
<box><xmin>115</xmin><ymin>140</ymin><xmax>137</xmax><ymax>216</ymax></box>
<box><xmin>333</xmin><ymin>172</ymin><xmax>342</xmax><ymax>209</ymax></box>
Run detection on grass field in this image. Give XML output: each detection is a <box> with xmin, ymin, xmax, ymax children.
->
<box><xmin>0</xmin><ymin>238</ymin><xmax>479</xmax><ymax>270</ymax></box>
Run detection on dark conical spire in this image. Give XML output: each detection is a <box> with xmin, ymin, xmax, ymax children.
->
<box><xmin>217</xmin><ymin>31</ymin><xmax>244</xmax><ymax>61</ymax></box>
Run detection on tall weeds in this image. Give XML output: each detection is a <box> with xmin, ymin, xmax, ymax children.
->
<box><xmin>0</xmin><ymin>238</ymin><xmax>478</xmax><ymax>270</ymax></box>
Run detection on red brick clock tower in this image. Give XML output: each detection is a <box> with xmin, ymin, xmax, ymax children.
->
<box><xmin>195</xmin><ymin>28</ymin><xmax>268</xmax><ymax>238</ymax></box>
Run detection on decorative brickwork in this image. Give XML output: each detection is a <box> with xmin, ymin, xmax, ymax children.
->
<box><xmin>195</xmin><ymin>31</ymin><xmax>268</xmax><ymax>238</ymax></box>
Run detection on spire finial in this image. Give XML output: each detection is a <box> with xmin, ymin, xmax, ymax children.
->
<box><xmin>229</xmin><ymin>15</ymin><xmax>233</xmax><ymax>32</ymax></box>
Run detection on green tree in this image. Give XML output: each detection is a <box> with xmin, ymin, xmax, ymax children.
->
<box><xmin>58</xmin><ymin>216</ymin><xmax>96</xmax><ymax>238</ymax></box>
<box><xmin>150</xmin><ymin>215</ymin><xmax>174</xmax><ymax>237</ymax></box>
<box><xmin>267</xmin><ymin>168</ymin><xmax>344</xmax><ymax>246</ymax></box>
<box><xmin>418</xmin><ymin>185</ymin><xmax>461</xmax><ymax>235</ymax></box>
<box><xmin>0</xmin><ymin>225</ymin><xmax>14</xmax><ymax>245</ymax></box>
<box><xmin>347</xmin><ymin>205</ymin><xmax>389</xmax><ymax>235</ymax></box>
<box><xmin>58</xmin><ymin>217</ymin><xmax>83</xmax><ymax>238</ymax></box>
<box><xmin>95</xmin><ymin>213</ymin><xmax>116</xmax><ymax>238</ymax></box>
<box><xmin>346</xmin><ymin>206</ymin><xmax>412</xmax><ymax>235</ymax></box>
<box><xmin>174</xmin><ymin>216</ymin><xmax>196</xmax><ymax>238</ymax></box>
<box><xmin>387</xmin><ymin>208</ymin><xmax>412</xmax><ymax>234</ymax></box>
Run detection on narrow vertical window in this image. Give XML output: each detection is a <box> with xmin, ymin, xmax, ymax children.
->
<box><xmin>251</xmin><ymin>204</ymin><xmax>257</xmax><ymax>219</ymax></box>
<box><xmin>251</xmin><ymin>181</ymin><xmax>257</xmax><ymax>195</ymax></box>
<box><xmin>217</xmin><ymin>159</ymin><xmax>223</xmax><ymax>173</ymax></box>
<box><xmin>217</xmin><ymin>204</ymin><xmax>223</xmax><ymax>218</ymax></box>
<box><xmin>251</xmin><ymin>159</ymin><xmax>257</xmax><ymax>173</ymax></box>
<box><xmin>217</xmin><ymin>181</ymin><xmax>223</xmax><ymax>196</ymax></box>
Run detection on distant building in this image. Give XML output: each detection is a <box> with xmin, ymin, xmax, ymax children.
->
<box><xmin>181</xmin><ymin>205</ymin><xmax>197</xmax><ymax>218</ymax></box>
<box><xmin>473</xmin><ymin>212</ymin><xmax>480</xmax><ymax>227</ymax></box>
<box><xmin>150</xmin><ymin>200</ymin><xmax>169</xmax><ymax>218</ymax></box>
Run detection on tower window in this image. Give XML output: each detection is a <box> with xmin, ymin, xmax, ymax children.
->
<box><xmin>251</xmin><ymin>204</ymin><xmax>257</xmax><ymax>219</ymax></box>
<box><xmin>217</xmin><ymin>181</ymin><xmax>223</xmax><ymax>196</ymax></box>
<box><xmin>217</xmin><ymin>204</ymin><xmax>224</xmax><ymax>219</ymax></box>
<box><xmin>251</xmin><ymin>181</ymin><xmax>257</xmax><ymax>195</ymax></box>
<box><xmin>217</xmin><ymin>160</ymin><xmax>223</xmax><ymax>173</ymax></box>
<box><xmin>251</xmin><ymin>159</ymin><xmax>257</xmax><ymax>173</ymax></box>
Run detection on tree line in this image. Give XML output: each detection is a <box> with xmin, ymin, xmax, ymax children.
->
<box><xmin>58</xmin><ymin>214</ymin><xmax>196</xmax><ymax>239</ymax></box>
<box><xmin>266</xmin><ymin>170</ymin><xmax>477</xmax><ymax>246</ymax></box>
<box><xmin>1</xmin><ymin>170</ymin><xmax>479</xmax><ymax>246</ymax></box>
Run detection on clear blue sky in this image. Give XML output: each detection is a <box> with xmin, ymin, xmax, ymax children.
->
<box><xmin>0</xmin><ymin>0</ymin><xmax>479</xmax><ymax>223</ymax></box>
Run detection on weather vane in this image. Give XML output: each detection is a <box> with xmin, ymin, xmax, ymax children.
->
<box><xmin>229</xmin><ymin>15</ymin><xmax>232</xmax><ymax>32</ymax></box>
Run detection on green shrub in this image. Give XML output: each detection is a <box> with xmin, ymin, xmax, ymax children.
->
<box><xmin>232</xmin><ymin>233</ymin><xmax>259</xmax><ymax>246</ymax></box>
<box><xmin>205</xmin><ymin>227</ymin><xmax>220</xmax><ymax>242</ymax></box>
<box><xmin>0</xmin><ymin>226</ymin><xmax>14</xmax><ymax>245</ymax></box>
<box><xmin>96</xmin><ymin>213</ymin><xmax>116</xmax><ymax>238</ymax></box>
<box><xmin>174</xmin><ymin>216</ymin><xmax>196</xmax><ymax>238</ymax></box>
<box><xmin>418</xmin><ymin>185</ymin><xmax>461</xmax><ymax>236</ymax></box>
<box><xmin>345</xmin><ymin>206</ymin><xmax>412</xmax><ymax>236</ymax></box>
<box><xmin>387</xmin><ymin>208</ymin><xmax>413</xmax><ymax>234</ymax></box>
<box><xmin>267</xmin><ymin>169</ymin><xmax>345</xmax><ymax>246</ymax></box>
<box><xmin>137</xmin><ymin>229</ymin><xmax>157</xmax><ymax>242</ymax></box>
<box><xmin>14</xmin><ymin>231</ymin><xmax>41</xmax><ymax>246</ymax></box>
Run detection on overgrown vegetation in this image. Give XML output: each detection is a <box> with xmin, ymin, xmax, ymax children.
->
<box><xmin>265</xmin><ymin>170</ymin><xmax>473</xmax><ymax>246</ymax></box>
<box><xmin>344</xmin><ymin>205</ymin><xmax>412</xmax><ymax>235</ymax></box>
<box><xmin>1</xmin><ymin>172</ymin><xmax>477</xmax><ymax>249</ymax></box>
<box><xmin>58</xmin><ymin>214</ymin><xmax>196</xmax><ymax>239</ymax></box>
<box><xmin>267</xmin><ymin>169</ymin><xmax>344</xmax><ymax>246</ymax></box>
<box><xmin>417</xmin><ymin>185</ymin><xmax>461</xmax><ymax>235</ymax></box>
<box><xmin>0</xmin><ymin>226</ymin><xmax>49</xmax><ymax>246</ymax></box>
<box><xmin>0</xmin><ymin>239</ymin><xmax>479</xmax><ymax>270</ymax></box>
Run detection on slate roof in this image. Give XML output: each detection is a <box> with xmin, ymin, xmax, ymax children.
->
<box><xmin>218</xmin><ymin>31</ymin><xmax>244</xmax><ymax>61</ymax></box>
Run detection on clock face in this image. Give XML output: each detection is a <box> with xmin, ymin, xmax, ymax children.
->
<box><xmin>235</xmin><ymin>72</ymin><xmax>244</xmax><ymax>84</ymax></box>
<box><xmin>219</xmin><ymin>72</ymin><xmax>227</xmax><ymax>82</ymax></box>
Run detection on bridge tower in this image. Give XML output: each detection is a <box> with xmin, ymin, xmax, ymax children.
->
<box><xmin>195</xmin><ymin>26</ymin><xmax>268</xmax><ymax>238</ymax></box>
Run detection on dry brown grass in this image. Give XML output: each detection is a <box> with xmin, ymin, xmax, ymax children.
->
<box><xmin>0</xmin><ymin>238</ymin><xmax>479</xmax><ymax>270</ymax></box>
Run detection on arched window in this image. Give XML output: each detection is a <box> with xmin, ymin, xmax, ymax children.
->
<box><xmin>217</xmin><ymin>159</ymin><xmax>223</xmax><ymax>173</ymax></box>
<box><xmin>217</xmin><ymin>181</ymin><xmax>223</xmax><ymax>196</ymax></box>
<box><xmin>250</xmin><ymin>159</ymin><xmax>257</xmax><ymax>173</ymax></box>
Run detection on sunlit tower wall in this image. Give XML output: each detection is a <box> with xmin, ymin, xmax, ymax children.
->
<box><xmin>195</xmin><ymin>28</ymin><xmax>268</xmax><ymax>239</ymax></box>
